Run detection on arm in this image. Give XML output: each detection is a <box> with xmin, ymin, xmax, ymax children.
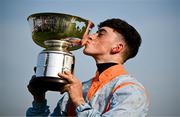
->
<box><xmin>51</xmin><ymin>93</ymin><xmax>69</xmax><ymax>116</ymax></box>
<box><xmin>26</xmin><ymin>99</ymin><xmax>50</xmax><ymax>116</ymax></box>
<box><xmin>26</xmin><ymin>76</ymin><xmax>50</xmax><ymax>116</ymax></box>
<box><xmin>26</xmin><ymin>91</ymin><xmax>70</xmax><ymax>116</ymax></box>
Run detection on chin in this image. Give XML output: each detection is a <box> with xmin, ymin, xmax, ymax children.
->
<box><xmin>83</xmin><ymin>49</ymin><xmax>92</xmax><ymax>56</ymax></box>
<box><xmin>83</xmin><ymin>50</ymin><xmax>89</xmax><ymax>55</ymax></box>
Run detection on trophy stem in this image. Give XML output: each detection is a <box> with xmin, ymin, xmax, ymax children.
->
<box><xmin>44</xmin><ymin>40</ymin><xmax>71</xmax><ymax>51</ymax></box>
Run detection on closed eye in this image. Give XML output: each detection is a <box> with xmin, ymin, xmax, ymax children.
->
<box><xmin>98</xmin><ymin>32</ymin><xmax>103</xmax><ymax>37</ymax></box>
<box><xmin>97</xmin><ymin>29</ymin><xmax>107</xmax><ymax>37</ymax></box>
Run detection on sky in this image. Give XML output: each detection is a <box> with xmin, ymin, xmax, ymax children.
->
<box><xmin>0</xmin><ymin>0</ymin><xmax>180</xmax><ymax>116</ymax></box>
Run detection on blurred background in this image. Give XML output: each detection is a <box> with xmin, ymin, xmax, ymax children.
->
<box><xmin>0</xmin><ymin>0</ymin><xmax>180</xmax><ymax>116</ymax></box>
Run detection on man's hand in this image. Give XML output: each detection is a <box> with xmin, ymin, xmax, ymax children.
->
<box><xmin>27</xmin><ymin>75</ymin><xmax>46</xmax><ymax>102</ymax></box>
<box><xmin>58</xmin><ymin>71</ymin><xmax>85</xmax><ymax>107</ymax></box>
<box><xmin>81</xmin><ymin>20</ymin><xmax>94</xmax><ymax>45</ymax></box>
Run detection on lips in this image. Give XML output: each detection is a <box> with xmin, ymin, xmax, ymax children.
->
<box><xmin>83</xmin><ymin>40</ymin><xmax>88</xmax><ymax>45</ymax></box>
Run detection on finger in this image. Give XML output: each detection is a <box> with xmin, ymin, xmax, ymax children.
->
<box><xmin>60</xmin><ymin>84</ymin><xmax>70</xmax><ymax>94</ymax></box>
<box><xmin>58</xmin><ymin>71</ymin><xmax>74</xmax><ymax>83</ymax></box>
<box><xmin>81</xmin><ymin>37</ymin><xmax>88</xmax><ymax>46</ymax></box>
<box><xmin>58</xmin><ymin>74</ymin><xmax>73</xmax><ymax>83</ymax></box>
<box><xmin>88</xmin><ymin>20</ymin><xmax>95</xmax><ymax>29</ymax></box>
<box><xmin>63</xmin><ymin>70</ymin><xmax>72</xmax><ymax>76</ymax></box>
<box><xmin>82</xmin><ymin>21</ymin><xmax>94</xmax><ymax>46</ymax></box>
<box><xmin>71</xmin><ymin>39</ymin><xmax>81</xmax><ymax>45</ymax></box>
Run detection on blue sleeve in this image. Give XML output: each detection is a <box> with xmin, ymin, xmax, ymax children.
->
<box><xmin>26</xmin><ymin>93</ymin><xmax>70</xmax><ymax>116</ymax></box>
<box><xmin>26</xmin><ymin>99</ymin><xmax>50</xmax><ymax>116</ymax></box>
<box><xmin>51</xmin><ymin>93</ymin><xmax>69</xmax><ymax>116</ymax></box>
<box><xmin>75</xmin><ymin>85</ymin><xmax>149</xmax><ymax>117</ymax></box>
<box><xmin>75</xmin><ymin>103</ymin><xmax>101</xmax><ymax>116</ymax></box>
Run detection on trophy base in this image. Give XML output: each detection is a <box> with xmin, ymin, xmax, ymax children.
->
<box><xmin>29</xmin><ymin>77</ymin><xmax>68</xmax><ymax>91</ymax></box>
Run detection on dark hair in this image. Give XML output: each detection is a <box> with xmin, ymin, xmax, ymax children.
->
<box><xmin>98</xmin><ymin>18</ymin><xmax>142</xmax><ymax>62</ymax></box>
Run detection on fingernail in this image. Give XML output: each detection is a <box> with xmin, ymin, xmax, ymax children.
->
<box><xmin>65</xmin><ymin>71</ymin><xmax>71</xmax><ymax>74</ymax></box>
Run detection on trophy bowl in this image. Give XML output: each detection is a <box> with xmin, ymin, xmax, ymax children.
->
<box><xmin>27</xmin><ymin>13</ymin><xmax>94</xmax><ymax>91</ymax></box>
<box><xmin>27</xmin><ymin>12</ymin><xmax>93</xmax><ymax>50</ymax></box>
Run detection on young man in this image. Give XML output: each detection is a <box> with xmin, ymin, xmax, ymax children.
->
<box><xmin>26</xmin><ymin>18</ymin><xmax>149</xmax><ymax>116</ymax></box>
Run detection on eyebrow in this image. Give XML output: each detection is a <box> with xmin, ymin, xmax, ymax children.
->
<box><xmin>97</xmin><ymin>28</ymin><xmax>107</xmax><ymax>33</ymax></box>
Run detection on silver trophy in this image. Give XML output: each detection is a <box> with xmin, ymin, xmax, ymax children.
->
<box><xmin>27</xmin><ymin>13</ymin><xmax>94</xmax><ymax>91</ymax></box>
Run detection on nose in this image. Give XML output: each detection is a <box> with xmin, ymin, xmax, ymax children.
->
<box><xmin>81</xmin><ymin>33</ymin><xmax>97</xmax><ymax>45</ymax></box>
<box><xmin>87</xmin><ymin>33</ymin><xmax>97</xmax><ymax>40</ymax></box>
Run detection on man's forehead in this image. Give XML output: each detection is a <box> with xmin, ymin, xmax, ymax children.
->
<box><xmin>98</xmin><ymin>27</ymin><xmax>113</xmax><ymax>32</ymax></box>
<box><xmin>99</xmin><ymin>27</ymin><xmax>124</xmax><ymax>39</ymax></box>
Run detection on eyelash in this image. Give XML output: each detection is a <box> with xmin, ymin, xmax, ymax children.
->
<box><xmin>98</xmin><ymin>33</ymin><xmax>103</xmax><ymax>37</ymax></box>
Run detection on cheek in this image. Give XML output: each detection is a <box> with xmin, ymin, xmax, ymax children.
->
<box><xmin>97</xmin><ymin>41</ymin><xmax>111</xmax><ymax>51</ymax></box>
<box><xmin>84</xmin><ymin>40</ymin><xmax>111</xmax><ymax>53</ymax></box>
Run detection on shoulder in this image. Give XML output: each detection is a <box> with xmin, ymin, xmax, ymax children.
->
<box><xmin>110</xmin><ymin>75</ymin><xmax>149</xmax><ymax>110</ymax></box>
<box><xmin>112</xmin><ymin>75</ymin><xmax>145</xmax><ymax>92</ymax></box>
<box><xmin>112</xmin><ymin>75</ymin><xmax>147</xmax><ymax>99</ymax></box>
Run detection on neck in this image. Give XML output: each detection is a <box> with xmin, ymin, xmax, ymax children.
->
<box><xmin>96</xmin><ymin>62</ymin><xmax>118</xmax><ymax>74</ymax></box>
<box><xmin>92</xmin><ymin>55</ymin><xmax>124</xmax><ymax>74</ymax></box>
<box><xmin>94</xmin><ymin>55</ymin><xmax>124</xmax><ymax>64</ymax></box>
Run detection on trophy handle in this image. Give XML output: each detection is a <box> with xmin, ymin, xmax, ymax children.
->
<box><xmin>81</xmin><ymin>20</ymin><xmax>94</xmax><ymax>45</ymax></box>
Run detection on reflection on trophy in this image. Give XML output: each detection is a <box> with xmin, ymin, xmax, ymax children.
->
<box><xmin>27</xmin><ymin>13</ymin><xmax>94</xmax><ymax>91</ymax></box>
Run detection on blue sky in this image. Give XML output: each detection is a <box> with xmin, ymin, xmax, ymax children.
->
<box><xmin>1</xmin><ymin>0</ymin><xmax>180</xmax><ymax>116</ymax></box>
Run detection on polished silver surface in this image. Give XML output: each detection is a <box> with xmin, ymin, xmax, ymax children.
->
<box><xmin>36</xmin><ymin>50</ymin><xmax>74</xmax><ymax>78</ymax></box>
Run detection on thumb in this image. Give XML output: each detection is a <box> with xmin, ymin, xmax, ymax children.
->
<box><xmin>81</xmin><ymin>20</ymin><xmax>94</xmax><ymax>46</ymax></box>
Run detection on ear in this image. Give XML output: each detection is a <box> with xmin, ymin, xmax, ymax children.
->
<box><xmin>111</xmin><ymin>43</ymin><xmax>124</xmax><ymax>54</ymax></box>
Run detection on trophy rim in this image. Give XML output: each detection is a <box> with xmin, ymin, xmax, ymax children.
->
<box><xmin>27</xmin><ymin>12</ymin><xmax>89</xmax><ymax>22</ymax></box>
